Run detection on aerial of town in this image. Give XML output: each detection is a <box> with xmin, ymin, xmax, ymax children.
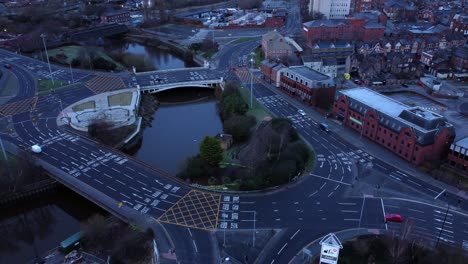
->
<box><xmin>0</xmin><ymin>0</ymin><xmax>467</xmax><ymax>263</ymax></box>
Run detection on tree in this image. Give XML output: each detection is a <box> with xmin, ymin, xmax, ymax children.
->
<box><xmin>223</xmin><ymin>114</ymin><xmax>256</xmax><ymax>142</ymax></box>
<box><xmin>238</xmin><ymin>0</ymin><xmax>262</xmax><ymax>9</ymax></box>
<box><xmin>199</xmin><ymin>136</ymin><xmax>223</xmax><ymax>166</ymax></box>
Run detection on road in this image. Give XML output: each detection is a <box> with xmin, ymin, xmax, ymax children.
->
<box><xmin>1</xmin><ymin>20</ymin><xmax>468</xmax><ymax>263</ymax></box>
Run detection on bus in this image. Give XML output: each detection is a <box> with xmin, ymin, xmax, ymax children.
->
<box><xmin>60</xmin><ymin>232</ymin><xmax>82</xmax><ymax>254</ymax></box>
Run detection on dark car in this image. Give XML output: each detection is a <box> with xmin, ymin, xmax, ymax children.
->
<box><xmin>4</xmin><ymin>64</ymin><xmax>11</xmax><ymax>69</ymax></box>
<box><xmin>402</xmin><ymin>83</ymin><xmax>409</xmax><ymax>88</ymax></box>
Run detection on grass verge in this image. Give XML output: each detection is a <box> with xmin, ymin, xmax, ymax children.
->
<box><xmin>38</xmin><ymin>79</ymin><xmax>69</xmax><ymax>92</ymax></box>
<box><xmin>108</xmin><ymin>92</ymin><xmax>133</xmax><ymax>107</ymax></box>
<box><xmin>232</xmin><ymin>37</ymin><xmax>253</xmax><ymax>44</ymax></box>
<box><xmin>238</xmin><ymin>87</ymin><xmax>270</xmax><ymax>126</ymax></box>
<box><xmin>72</xmin><ymin>100</ymin><xmax>96</xmax><ymax>112</ymax></box>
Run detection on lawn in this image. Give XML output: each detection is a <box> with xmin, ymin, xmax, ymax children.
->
<box><xmin>108</xmin><ymin>92</ymin><xmax>133</xmax><ymax>107</ymax></box>
<box><xmin>0</xmin><ymin>71</ymin><xmax>18</xmax><ymax>97</ymax></box>
<box><xmin>252</xmin><ymin>47</ymin><xmax>264</xmax><ymax>68</ymax></box>
<box><xmin>238</xmin><ymin>86</ymin><xmax>270</xmax><ymax>125</ymax></box>
<box><xmin>231</xmin><ymin>37</ymin><xmax>253</xmax><ymax>44</ymax></box>
<box><xmin>38</xmin><ymin>79</ymin><xmax>69</xmax><ymax>92</ymax></box>
<box><xmin>72</xmin><ymin>100</ymin><xmax>96</xmax><ymax>112</ymax></box>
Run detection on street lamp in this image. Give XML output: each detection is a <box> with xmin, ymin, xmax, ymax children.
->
<box><xmin>250</xmin><ymin>55</ymin><xmax>254</xmax><ymax>108</ymax></box>
<box><xmin>40</xmin><ymin>33</ymin><xmax>55</xmax><ymax>85</ymax></box>
<box><xmin>69</xmin><ymin>62</ymin><xmax>74</xmax><ymax>84</ymax></box>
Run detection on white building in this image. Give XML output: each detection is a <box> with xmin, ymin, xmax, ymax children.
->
<box><xmin>309</xmin><ymin>0</ymin><xmax>351</xmax><ymax>19</ymax></box>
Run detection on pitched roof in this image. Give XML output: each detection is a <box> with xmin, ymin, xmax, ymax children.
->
<box><xmin>303</xmin><ymin>19</ymin><xmax>348</xmax><ymax>28</ymax></box>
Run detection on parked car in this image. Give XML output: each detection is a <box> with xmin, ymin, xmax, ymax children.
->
<box><xmin>385</xmin><ymin>213</ymin><xmax>403</xmax><ymax>223</ymax></box>
<box><xmin>353</xmin><ymin>79</ymin><xmax>363</xmax><ymax>85</ymax></box>
<box><xmin>402</xmin><ymin>83</ymin><xmax>409</xmax><ymax>88</ymax></box>
<box><xmin>298</xmin><ymin>109</ymin><xmax>306</xmax><ymax>116</ymax></box>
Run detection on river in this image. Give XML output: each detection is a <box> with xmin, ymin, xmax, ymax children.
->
<box><xmin>0</xmin><ymin>42</ymin><xmax>222</xmax><ymax>263</ymax></box>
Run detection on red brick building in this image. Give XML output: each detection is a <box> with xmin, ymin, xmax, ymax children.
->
<box><xmin>354</xmin><ymin>0</ymin><xmax>388</xmax><ymax>13</ymax></box>
<box><xmin>333</xmin><ymin>88</ymin><xmax>455</xmax><ymax>166</ymax></box>
<box><xmin>101</xmin><ymin>9</ymin><xmax>131</xmax><ymax>24</ymax></box>
<box><xmin>302</xmin><ymin>17</ymin><xmax>384</xmax><ymax>47</ymax></box>
<box><xmin>262</xmin><ymin>31</ymin><xmax>294</xmax><ymax>60</ymax></box>
<box><xmin>260</xmin><ymin>60</ymin><xmax>286</xmax><ymax>87</ymax></box>
<box><xmin>448</xmin><ymin>137</ymin><xmax>468</xmax><ymax>176</ymax></box>
<box><xmin>279</xmin><ymin>66</ymin><xmax>336</xmax><ymax>107</ymax></box>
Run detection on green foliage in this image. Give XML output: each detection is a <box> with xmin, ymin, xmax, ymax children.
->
<box><xmin>223</xmin><ymin>114</ymin><xmax>256</xmax><ymax>142</ymax></box>
<box><xmin>199</xmin><ymin>136</ymin><xmax>223</xmax><ymax>166</ymax></box>
<box><xmin>219</xmin><ymin>85</ymin><xmax>248</xmax><ymax>120</ymax></box>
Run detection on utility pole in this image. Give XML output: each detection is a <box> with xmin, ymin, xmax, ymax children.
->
<box><xmin>40</xmin><ymin>33</ymin><xmax>54</xmax><ymax>85</ymax></box>
<box><xmin>250</xmin><ymin>56</ymin><xmax>254</xmax><ymax>108</ymax></box>
<box><xmin>69</xmin><ymin>62</ymin><xmax>74</xmax><ymax>84</ymax></box>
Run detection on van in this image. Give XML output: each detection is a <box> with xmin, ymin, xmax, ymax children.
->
<box><xmin>319</xmin><ymin>123</ymin><xmax>329</xmax><ymax>132</ymax></box>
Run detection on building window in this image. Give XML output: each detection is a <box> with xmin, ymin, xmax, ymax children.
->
<box><xmin>407</xmin><ymin>143</ymin><xmax>410</xmax><ymax>148</ymax></box>
<box><xmin>415</xmin><ymin>146</ymin><xmax>419</xmax><ymax>151</ymax></box>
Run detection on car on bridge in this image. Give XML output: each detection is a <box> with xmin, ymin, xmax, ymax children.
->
<box><xmin>385</xmin><ymin>213</ymin><xmax>403</xmax><ymax>223</ymax></box>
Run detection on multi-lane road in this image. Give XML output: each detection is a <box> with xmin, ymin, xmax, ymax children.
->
<box><xmin>1</xmin><ymin>21</ymin><xmax>468</xmax><ymax>264</ymax></box>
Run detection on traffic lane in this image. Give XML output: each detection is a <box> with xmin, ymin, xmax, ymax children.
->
<box><xmin>8</xmin><ymin>64</ymin><xmax>36</xmax><ymax>101</ymax></box>
<box><xmin>163</xmin><ymin>225</ymin><xmax>200</xmax><ymax>264</ymax></box>
<box><xmin>42</xmin><ymin>140</ymin><xmax>185</xmax><ymax>218</ymax></box>
<box><xmin>360</xmin><ymin>197</ymin><xmax>387</xmax><ymax>230</ymax></box>
<box><xmin>382</xmin><ymin>198</ymin><xmax>468</xmax><ymax>247</ymax></box>
<box><xmin>190</xmin><ymin>228</ymin><xmax>217</xmax><ymax>264</ymax></box>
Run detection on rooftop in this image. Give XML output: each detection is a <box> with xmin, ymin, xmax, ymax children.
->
<box><xmin>303</xmin><ymin>19</ymin><xmax>348</xmax><ymax>28</ymax></box>
<box><xmin>451</xmin><ymin>137</ymin><xmax>468</xmax><ymax>152</ymax></box>
<box><xmin>339</xmin><ymin>88</ymin><xmax>449</xmax><ymax>133</ymax></box>
<box><xmin>287</xmin><ymin>66</ymin><xmax>330</xmax><ymax>81</ymax></box>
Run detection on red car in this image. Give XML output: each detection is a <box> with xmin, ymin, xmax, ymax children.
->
<box><xmin>385</xmin><ymin>213</ymin><xmax>403</xmax><ymax>223</ymax></box>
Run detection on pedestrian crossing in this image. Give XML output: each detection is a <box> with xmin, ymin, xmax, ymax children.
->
<box><xmin>84</xmin><ymin>75</ymin><xmax>127</xmax><ymax>94</ymax></box>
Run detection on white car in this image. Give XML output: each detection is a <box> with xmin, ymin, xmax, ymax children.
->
<box><xmin>31</xmin><ymin>145</ymin><xmax>42</xmax><ymax>153</ymax></box>
<box><xmin>298</xmin><ymin>109</ymin><xmax>306</xmax><ymax>116</ymax></box>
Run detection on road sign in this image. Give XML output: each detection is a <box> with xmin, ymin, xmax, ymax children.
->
<box><xmin>319</xmin><ymin>233</ymin><xmax>343</xmax><ymax>264</ymax></box>
<box><xmin>319</xmin><ymin>244</ymin><xmax>340</xmax><ymax>264</ymax></box>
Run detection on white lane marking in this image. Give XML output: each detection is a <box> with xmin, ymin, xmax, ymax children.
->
<box><xmin>434</xmin><ymin>219</ymin><xmax>453</xmax><ymax>225</ymax></box>
<box><xmin>407</xmin><ymin>179</ymin><xmax>421</xmax><ymax>187</ymax></box>
<box><xmin>187</xmin><ymin>228</ymin><xmax>193</xmax><ymax>237</ymax></box>
<box><xmin>126</xmin><ymin>166</ymin><xmax>135</xmax><ymax>172</ymax></box>
<box><xmin>137</xmin><ymin>180</ymin><xmax>148</xmax><ymax>186</ymax></box>
<box><xmin>434</xmin><ymin>189</ymin><xmax>446</xmax><ymax>200</ymax></box>
<box><xmin>427</xmin><ymin>188</ymin><xmax>439</xmax><ymax>194</ymax></box>
<box><xmin>320</xmin><ymin>183</ymin><xmax>327</xmax><ymax>190</ymax></box>
<box><xmin>138</xmin><ymin>172</ymin><xmax>148</xmax><ymax>178</ymax></box>
<box><xmin>435</xmin><ymin>227</ymin><xmax>454</xmax><ymax>234</ymax></box>
<box><xmin>94</xmin><ymin>179</ymin><xmax>103</xmax><ymax>184</ymax></box>
<box><xmin>277</xmin><ymin>243</ymin><xmax>288</xmax><ymax>255</ymax></box>
<box><xmin>120</xmin><ymin>192</ymin><xmax>130</xmax><ymax>199</ymax></box>
<box><xmin>381</xmin><ymin>198</ymin><xmax>387</xmax><ymax>230</ymax></box>
<box><xmin>341</xmin><ymin>210</ymin><xmax>359</xmax><ymax>213</ymax></box>
<box><xmin>308</xmin><ymin>191</ymin><xmax>318</xmax><ymax>197</ymax></box>
<box><xmin>408</xmin><ymin>208</ymin><xmax>425</xmax><ymax>213</ymax></box>
<box><xmin>192</xmin><ymin>240</ymin><xmax>198</xmax><ymax>253</ymax></box>
<box><xmin>107</xmin><ymin>186</ymin><xmax>116</xmax><ymax>191</ymax></box>
<box><xmin>270</xmin><ymin>260</ymin><xmax>275</xmax><ymax>264</ymax></box>
<box><xmin>111</xmin><ymin>167</ymin><xmax>120</xmax><ymax>173</ymax></box>
<box><xmin>408</xmin><ymin>217</ymin><xmax>426</xmax><ymax>222</ymax></box>
<box><xmin>104</xmin><ymin>173</ymin><xmax>112</xmax><ymax>179</ymax></box>
<box><xmin>124</xmin><ymin>173</ymin><xmax>134</xmax><ymax>179</ymax></box>
<box><xmin>310</xmin><ymin>174</ymin><xmax>351</xmax><ymax>186</ymax></box>
<box><xmin>327</xmin><ymin>192</ymin><xmax>334</xmax><ymax>197</ymax></box>
<box><xmin>116</xmin><ymin>179</ymin><xmax>125</xmax><ymax>185</ymax></box>
<box><xmin>290</xmin><ymin>229</ymin><xmax>300</xmax><ymax>240</ymax></box>
<box><xmin>129</xmin><ymin>186</ymin><xmax>140</xmax><ymax>193</ymax></box>
<box><xmin>338</xmin><ymin>202</ymin><xmax>356</xmax><ymax>205</ymax></box>
<box><xmin>344</xmin><ymin>219</ymin><xmax>360</xmax><ymax>221</ymax></box>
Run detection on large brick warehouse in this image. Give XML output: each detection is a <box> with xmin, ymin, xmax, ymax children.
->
<box><xmin>333</xmin><ymin>88</ymin><xmax>455</xmax><ymax>166</ymax></box>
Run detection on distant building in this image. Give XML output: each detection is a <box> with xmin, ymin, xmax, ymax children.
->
<box><xmin>261</xmin><ymin>31</ymin><xmax>294</xmax><ymax>61</ymax></box>
<box><xmin>333</xmin><ymin>88</ymin><xmax>455</xmax><ymax>166</ymax></box>
<box><xmin>303</xmin><ymin>40</ymin><xmax>353</xmax><ymax>73</ymax></box>
<box><xmin>353</xmin><ymin>0</ymin><xmax>388</xmax><ymax>13</ymax></box>
<box><xmin>101</xmin><ymin>9</ymin><xmax>131</xmax><ymax>24</ymax></box>
<box><xmin>279</xmin><ymin>66</ymin><xmax>336</xmax><ymax>107</ymax></box>
<box><xmin>450</xmin><ymin>14</ymin><xmax>468</xmax><ymax>36</ymax></box>
<box><xmin>451</xmin><ymin>47</ymin><xmax>468</xmax><ymax>71</ymax></box>
<box><xmin>302</xmin><ymin>15</ymin><xmax>385</xmax><ymax>45</ymax></box>
<box><xmin>448</xmin><ymin>137</ymin><xmax>468</xmax><ymax>176</ymax></box>
<box><xmin>309</xmin><ymin>0</ymin><xmax>351</xmax><ymax>19</ymax></box>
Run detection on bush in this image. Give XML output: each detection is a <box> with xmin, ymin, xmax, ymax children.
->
<box><xmin>223</xmin><ymin>114</ymin><xmax>256</xmax><ymax>142</ymax></box>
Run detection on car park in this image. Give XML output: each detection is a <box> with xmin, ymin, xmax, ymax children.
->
<box><xmin>385</xmin><ymin>213</ymin><xmax>403</xmax><ymax>223</ymax></box>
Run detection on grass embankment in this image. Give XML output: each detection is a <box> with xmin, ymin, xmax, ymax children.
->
<box><xmin>108</xmin><ymin>92</ymin><xmax>133</xmax><ymax>107</ymax></box>
<box><xmin>72</xmin><ymin>100</ymin><xmax>96</xmax><ymax>112</ymax></box>
<box><xmin>231</xmin><ymin>37</ymin><xmax>253</xmax><ymax>44</ymax></box>
<box><xmin>238</xmin><ymin>86</ymin><xmax>269</xmax><ymax>126</ymax></box>
<box><xmin>47</xmin><ymin>45</ymin><xmax>125</xmax><ymax>71</ymax></box>
<box><xmin>38</xmin><ymin>79</ymin><xmax>70</xmax><ymax>92</ymax></box>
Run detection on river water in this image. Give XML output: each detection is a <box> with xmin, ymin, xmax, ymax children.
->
<box><xmin>0</xmin><ymin>43</ymin><xmax>222</xmax><ymax>263</ymax></box>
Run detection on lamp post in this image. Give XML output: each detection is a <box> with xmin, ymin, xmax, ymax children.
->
<box><xmin>436</xmin><ymin>193</ymin><xmax>450</xmax><ymax>247</ymax></box>
<box><xmin>250</xmin><ymin>56</ymin><xmax>254</xmax><ymax>108</ymax></box>
<box><xmin>252</xmin><ymin>211</ymin><xmax>256</xmax><ymax>248</ymax></box>
<box><xmin>40</xmin><ymin>33</ymin><xmax>54</xmax><ymax>86</ymax></box>
<box><xmin>69</xmin><ymin>62</ymin><xmax>74</xmax><ymax>84</ymax></box>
